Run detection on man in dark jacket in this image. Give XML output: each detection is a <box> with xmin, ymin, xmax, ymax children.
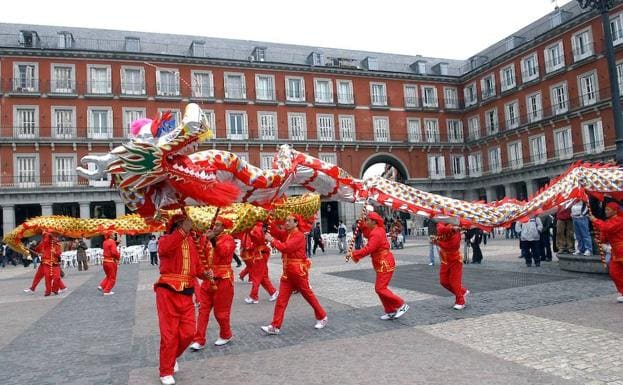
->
<box><xmin>539</xmin><ymin>214</ymin><xmax>553</xmax><ymax>261</ymax></box>
<box><xmin>466</xmin><ymin>228</ymin><xmax>484</xmax><ymax>264</ymax></box>
<box><xmin>312</xmin><ymin>222</ymin><xmax>325</xmax><ymax>255</ymax></box>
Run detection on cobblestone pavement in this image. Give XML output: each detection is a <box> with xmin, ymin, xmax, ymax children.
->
<box><xmin>1</xmin><ymin>238</ymin><xmax>621</xmax><ymax>385</ymax></box>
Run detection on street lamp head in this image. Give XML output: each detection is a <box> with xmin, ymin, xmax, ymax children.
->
<box><xmin>576</xmin><ymin>0</ymin><xmax>614</xmax><ymax>11</ymax></box>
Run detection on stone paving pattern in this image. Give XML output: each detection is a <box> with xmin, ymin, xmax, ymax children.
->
<box><xmin>0</xmin><ymin>238</ymin><xmax>621</xmax><ymax>385</ymax></box>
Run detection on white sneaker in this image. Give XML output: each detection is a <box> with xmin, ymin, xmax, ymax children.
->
<box><xmin>394</xmin><ymin>304</ymin><xmax>410</xmax><ymax>319</ymax></box>
<box><xmin>428</xmin><ymin>263</ymin><xmax>434</xmax><ymax>266</ymax></box>
<box><xmin>97</xmin><ymin>286</ymin><xmax>103</xmax><ymax>291</ymax></box>
<box><xmin>174</xmin><ymin>360</ymin><xmax>179</xmax><ymax>373</ymax></box>
<box><xmin>463</xmin><ymin>290</ymin><xmax>470</xmax><ymax>304</ymax></box>
<box><xmin>214</xmin><ymin>337</ymin><xmax>232</xmax><ymax>346</ymax></box>
<box><xmin>261</xmin><ymin>325</ymin><xmax>280</xmax><ymax>335</ymax></box>
<box><xmin>59</xmin><ymin>288</ymin><xmax>68</xmax><ymax>293</ymax></box>
<box><xmin>573</xmin><ymin>251</ymin><xmax>581</xmax><ymax>256</ymax></box>
<box><xmin>617</xmin><ymin>295</ymin><xmax>623</xmax><ymax>303</ymax></box>
<box><xmin>189</xmin><ymin>342</ymin><xmax>205</xmax><ymax>351</ymax></box>
<box><xmin>160</xmin><ymin>375</ymin><xmax>175</xmax><ymax>385</ymax></box>
<box><xmin>314</xmin><ymin>316</ymin><xmax>328</xmax><ymax>329</ymax></box>
<box><xmin>244</xmin><ymin>297</ymin><xmax>259</xmax><ymax>304</ymax></box>
<box><xmin>103</xmin><ymin>292</ymin><xmax>115</xmax><ymax>296</ymax></box>
<box><xmin>380</xmin><ymin>312</ymin><xmax>396</xmax><ymax>320</ymax></box>
<box><xmin>23</xmin><ymin>288</ymin><xmax>34</xmax><ymax>294</ymax></box>
<box><xmin>269</xmin><ymin>290</ymin><xmax>279</xmax><ymax>302</ymax></box>
<box><xmin>453</xmin><ymin>304</ymin><xmax>465</xmax><ymax>310</ymax></box>
<box><xmin>583</xmin><ymin>250</ymin><xmax>592</xmax><ymax>256</ymax></box>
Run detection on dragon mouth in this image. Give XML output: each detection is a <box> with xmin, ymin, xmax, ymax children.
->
<box><xmin>168</xmin><ymin>155</ymin><xmax>216</xmax><ymax>182</ymax></box>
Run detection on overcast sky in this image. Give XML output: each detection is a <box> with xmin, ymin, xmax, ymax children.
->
<box><xmin>1</xmin><ymin>0</ymin><xmax>572</xmax><ymax>60</ymax></box>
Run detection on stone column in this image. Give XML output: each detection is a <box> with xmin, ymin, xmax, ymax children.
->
<box><xmin>526</xmin><ymin>179</ymin><xmax>538</xmax><ymax>198</ymax></box>
<box><xmin>504</xmin><ymin>183</ymin><xmax>516</xmax><ymax>200</ymax></box>
<box><xmin>2</xmin><ymin>205</ymin><xmax>15</xmax><ymax>237</ymax></box>
<box><xmin>485</xmin><ymin>186</ymin><xmax>496</xmax><ymax>203</ymax></box>
<box><xmin>79</xmin><ymin>202</ymin><xmax>92</xmax><ymax>247</ymax></box>
<box><xmin>41</xmin><ymin>204</ymin><xmax>53</xmax><ymax>216</ymax></box>
<box><xmin>115</xmin><ymin>201</ymin><xmax>127</xmax><ymax>246</ymax></box>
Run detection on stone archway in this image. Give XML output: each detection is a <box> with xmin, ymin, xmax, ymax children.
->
<box><xmin>359</xmin><ymin>153</ymin><xmax>410</xmax><ymax>182</ymax></box>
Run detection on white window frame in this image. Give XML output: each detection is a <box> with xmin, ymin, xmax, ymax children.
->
<box><xmin>485</xmin><ymin>108</ymin><xmax>499</xmax><ymax>134</ymax></box>
<box><xmin>468</xmin><ymin>152</ymin><xmax>482</xmax><ymax>177</ymax></box>
<box><xmin>424</xmin><ymin>119</ymin><xmax>440</xmax><ymax>143</ymax></box>
<box><xmin>203</xmin><ymin>109</ymin><xmax>216</xmax><ymax>137</ymax></box>
<box><xmin>285</xmin><ymin>76</ymin><xmax>305</xmax><ymax>102</ymax></box>
<box><xmin>611</xmin><ymin>13</ymin><xmax>623</xmax><ymax>45</ymax></box>
<box><xmin>407</xmin><ymin>118</ymin><xmax>421</xmax><ymax>142</ymax></box>
<box><xmin>13</xmin><ymin>62</ymin><xmax>39</xmax><ymax>92</ymax></box>
<box><xmin>225</xmin><ymin>110</ymin><xmax>248</xmax><ymax>140</ymax></box>
<box><xmin>87</xmin><ymin>64</ymin><xmax>111</xmax><ymax>94</ymax></box>
<box><xmin>451</xmin><ymin>155</ymin><xmax>466</xmax><ymax>179</ymax></box>
<box><xmin>53</xmin><ymin>154</ymin><xmax>77</xmax><ymax>187</ymax></box>
<box><xmin>500</xmin><ymin>64</ymin><xmax>516</xmax><ymax>92</ymax></box>
<box><xmin>122</xmin><ymin>108</ymin><xmax>146</xmax><ymax>137</ymax></box>
<box><xmin>14</xmin><ymin>154</ymin><xmax>39</xmax><ymax>188</ymax></box>
<box><xmin>550</xmin><ymin>82</ymin><xmax>569</xmax><ymax>115</ymax></box>
<box><xmin>504</xmin><ymin>100</ymin><xmax>519</xmax><ymax>130</ymax></box>
<box><xmin>255</xmin><ymin>74</ymin><xmax>275</xmax><ymax>101</ymax></box>
<box><xmin>572</xmin><ymin>28</ymin><xmax>593</xmax><ymax>62</ymax></box>
<box><xmin>373</xmin><ymin>116</ymin><xmax>390</xmax><ymax>142</ymax></box>
<box><xmin>13</xmin><ymin>105</ymin><xmax>39</xmax><ymax>138</ymax></box>
<box><xmin>370</xmin><ymin>82</ymin><xmax>387</xmax><ymax>106</ymax></box>
<box><xmin>507</xmin><ymin>141</ymin><xmax>523</xmax><ymax>170</ymax></box>
<box><xmin>319</xmin><ymin>153</ymin><xmax>337</xmax><ymax>166</ymax></box>
<box><xmin>260</xmin><ymin>153</ymin><xmax>274</xmax><ymax>170</ymax></box>
<box><xmin>234</xmin><ymin>153</ymin><xmax>249</xmax><ymax>163</ymax></box>
<box><xmin>50</xmin><ymin>63</ymin><xmax>75</xmax><ymax>93</ymax></box>
<box><xmin>444</xmin><ymin>87</ymin><xmax>458</xmax><ymax>109</ymax></box>
<box><xmin>553</xmin><ymin>126</ymin><xmax>573</xmax><ymax>160</ymax></box>
<box><xmin>446</xmin><ymin>119</ymin><xmax>463</xmax><ymax>143</ymax></box>
<box><xmin>156</xmin><ymin>68</ymin><xmax>180</xmax><ymax>96</ymax></box>
<box><xmin>121</xmin><ymin>66</ymin><xmax>145</xmax><ymax>95</ymax></box>
<box><xmin>421</xmin><ymin>85</ymin><xmax>438</xmax><ymax>108</ymax></box>
<box><xmin>224</xmin><ymin>72</ymin><xmax>246</xmax><ymax>99</ymax></box>
<box><xmin>404</xmin><ymin>84</ymin><xmax>418</xmax><ymax>107</ymax></box>
<box><xmin>521</xmin><ymin>52</ymin><xmax>539</xmax><ymax>83</ymax></box>
<box><xmin>87</xmin><ymin>107</ymin><xmax>113</xmax><ymax>139</ymax></box>
<box><xmin>480</xmin><ymin>73</ymin><xmax>496</xmax><ymax>99</ymax></box>
<box><xmin>428</xmin><ymin>155</ymin><xmax>445</xmax><ymax>179</ymax></box>
<box><xmin>288</xmin><ymin>113</ymin><xmax>307</xmax><ymax>140</ymax></box>
<box><xmin>545</xmin><ymin>41</ymin><xmax>565</xmax><ymax>73</ymax></box>
<box><xmin>338</xmin><ymin>115</ymin><xmax>355</xmax><ymax>141</ymax></box>
<box><xmin>258</xmin><ymin>111</ymin><xmax>278</xmax><ymax>140</ymax></box>
<box><xmin>582</xmin><ymin>119</ymin><xmax>604</xmax><ymax>154</ymax></box>
<box><xmin>617</xmin><ymin>61</ymin><xmax>623</xmax><ymax>94</ymax></box>
<box><xmin>529</xmin><ymin>134</ymin><xmax>547</xmax><ymax>165</ymax></box>
<box><xmin>488</xmin><ymin>147</ymin><xmax>502</xmax><ymax>174</ymax></box>
<box><xmin>191</xmin><ymin>70</ymin><xmax>213</xmax><ymax>98</ymax></box>
<box><xmin>468</xmin><ymin>115</ymin><xmax>480</xmax><ymax>140</ymax></box>
<box><xmin>314</xmin><ymin>78</ymin><xmax>334</xmax><ymax>103</ymax></box>
<box><xmin>337</xmin><ymin>80</ymin><xmax>354</xmax><ymax>104</ymax></box>
<box><xmin>526</xmin><ymin>92</ymin><xmax>543</xmax><ymax>123</ymax></box>
<box><xmin>51</xmin><ymin>106</ymin><xmax>76</xmax><ymax>139</ymax></box>
<box><xmin>464</xmin><ymin>82</ymin><xmax>477</xmax><ymax>107</ymax></box>
<box><xmin>578</xmin><ymin>71</ymin><xmax>598</xmax><ymax>106</ymax></box>
<box><xmin>316</xmin><ymin>114</ymin><xmax>335</xmax><ymax>141</ymax></box>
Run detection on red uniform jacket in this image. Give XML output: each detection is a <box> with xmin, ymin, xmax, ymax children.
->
<box><xmin>35</xmin><ymin>234</ymin><xmax>62</xmax><ymax>266</ymax></box>
<box><xmin>352</xmin><ymin>225</ymin><xmax>395</xmax><ymax>273</ymax></box>
<box><xmin>592</xmin><ymin>214</ymin><xmax>623</xmax><ymax>262</ymax></box>
<box><xmin>248</xmin><ymin>222</ymin><xmax>270</xmax><ymax>262</ymax></box>
<box><xmin>156</xmin><ymin>229</ymin><xmax>205</xmax><ymax>292</ymax></box>
<box><xmin>238</xmin><ymin>231</ymin><xmax>255</xmax><ymax>261</ymax></box>
<box><xmin>270</xmin><ymin>227</ymin><xmax>310</xmax><ymax>279</ymax></box>
<box><xmin>436</xmin><ymin>223</ymin><xmax>462</xmax><ymax>263</ymax></box>
<box><xmin>202</xmin><ymin>233</ymin><xmax>236</xmax><ymax>279</ymax></box>
<box><xmin>103</xmin><ymin>238</ymin><xmax>120</xmax><ymax>263</ymax></box>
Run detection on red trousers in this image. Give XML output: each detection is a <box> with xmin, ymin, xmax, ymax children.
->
<box><xmin>30</xmin><ymin>264</ymin><xmax>45</xmax><ymax>291</ymax></box>
<box><xmin>155</xmin><ymin>287</ymin><xmax>196</xmax><ymax>377</ymax></box>
<box><xmin>440</xmin><ymin>260</ymin><xmax>468</xmax><ymax>305</ymax></box>
<box><xmin>249</xmin><ymin>259</ymin><xmax>276</xmax><ymax>300</ymax></box>
<box><xmin>271</xmin><ymin>273</ymin><xmax>326</xmax><ymax>329</ymax></box>
<box><xmin>610</xmin><ymin>260</ymin><xmax>623</xmax><ymax>294</ymax></box>
<box><xmin>239</xmin><ymin>259</ymin><xmax>254</xmax><ymax>281</ymax></box>
<box><xmin>375</xmin><ymin>270</ymin><xmax>404</xmax><ymax>313</ymax></box>
<box><xmin>194</xmin><ymin>279</ymin><xmax>234</xmax><ymax>345</ymax></box>
<box><xmin>43</xmin><ymin>265</ymin><xmax>61</xmax><ymax>295</ymax></box>
<box><xmin>99</xmin><ymin>262</ymin><xmax>118</xmax><ymax>293</ymax></box>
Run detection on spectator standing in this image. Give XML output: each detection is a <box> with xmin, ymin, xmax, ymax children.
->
<box><xmin>465</xmin><ymin>228</ymin><xmax>484</xmax><ymax>264</ymax></box>
<box><xmin>571</xmin><ymin>201</ymin><xmax>593</xmax><ymax>256</ymax></box>
<box><xmin>147</xmin><ymin>235</ymin><xmax>159</xmax><ymax>266</ymax></box>
<box><xmin>516</xmin><ymin>217</ymin><xmax>543</xmax><ymax>267</ymax></box>
<box><xmin>76</xmin><ymin>237</ymin><xmax>89</xmax><ymax>271</ymax></box>
<box><xmin>312</xmin><ymin>222</ymin><xmax>325</xmax><ymax>255</ymax></box>
<box><xmin>336</xmin><ymin>220</ymin><xmax>347</xmax><ymax>254</ymax></box>
<box><xmin>538</xmin><ymin>214</ymin><xmax>554</xmax><ymax>262</ymax></box>
<box><xmin>556</xmin><ymin>206</ymin><xmax>575</xmax><ymax>253</ymax></box>
<box><xmin>424</xmin><ymin>218</ymin><xmax>438</xmax><ymax>266</ymax></box>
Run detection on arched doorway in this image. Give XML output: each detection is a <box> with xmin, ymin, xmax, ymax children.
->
<box><xmin>360</xmin><ymin>154</ymin><xmax>409</xmax><ymax>182</ymax></box>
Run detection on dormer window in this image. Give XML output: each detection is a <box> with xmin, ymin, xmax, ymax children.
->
<box><xmin>57</xmin><ymin>32</ymin><xmax>74</xmax><ymax>49</ymax></box>
<box><xmin>19</xmin><ymin>30</ymin><xmax>40</xmax><ymax>48</ymax></box>
<box><xmin>412</xmin><ymin>60</ymin><xmax>426</xmax><ymax>75</ymax></box>
<box><xmin>125</xmin><ymin>37</ymin><xmax>140</xmax><ymax>52</ymax></box>
<box><xmin>309</xmin><ymin>51</ymin><xmax>324</xmax><ymax>66</ymax></box>
<box><xmin>252</xmin><ymin>47</ymin><xmax>266</xmax><ymax>62</ymax></box>
<box><xmin>190</xmin><ymin>40</ymin><xmax>206</xmax><ymax>57</ymax></box>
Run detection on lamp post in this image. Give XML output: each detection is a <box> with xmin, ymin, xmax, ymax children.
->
<box><xmin>577</xmin><ymin>0</ymin><xmax>623</xmax><ymax>162</ymax></box>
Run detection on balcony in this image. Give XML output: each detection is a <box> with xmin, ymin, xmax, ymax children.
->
<box><xmin>9</xmin><ymin>78</ymin><xmax>40</xmax><ymax>95</ymax></box>
<box><xmin>337</xmin><ymin>92</ymin><xmax>354</xmax><ymax>107</ymax></box>
<box><xmin>224</xmin><ymin>87</ymin><xmax>247</xmax><ymax>103</ymax></box>
<box><xmin>47</xmin><ymin>79</ymin><xmax>77</xmax><ymax>96</ymax></box>
<box><xmin>0</xmin><ymin>174</ymin><xmax>96</xmax><ymax>189</ymax></box>
<box><xmin>120</xmin><ymin>81</ymin><xmax>147</xmax><ymax>98</ymax></box>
